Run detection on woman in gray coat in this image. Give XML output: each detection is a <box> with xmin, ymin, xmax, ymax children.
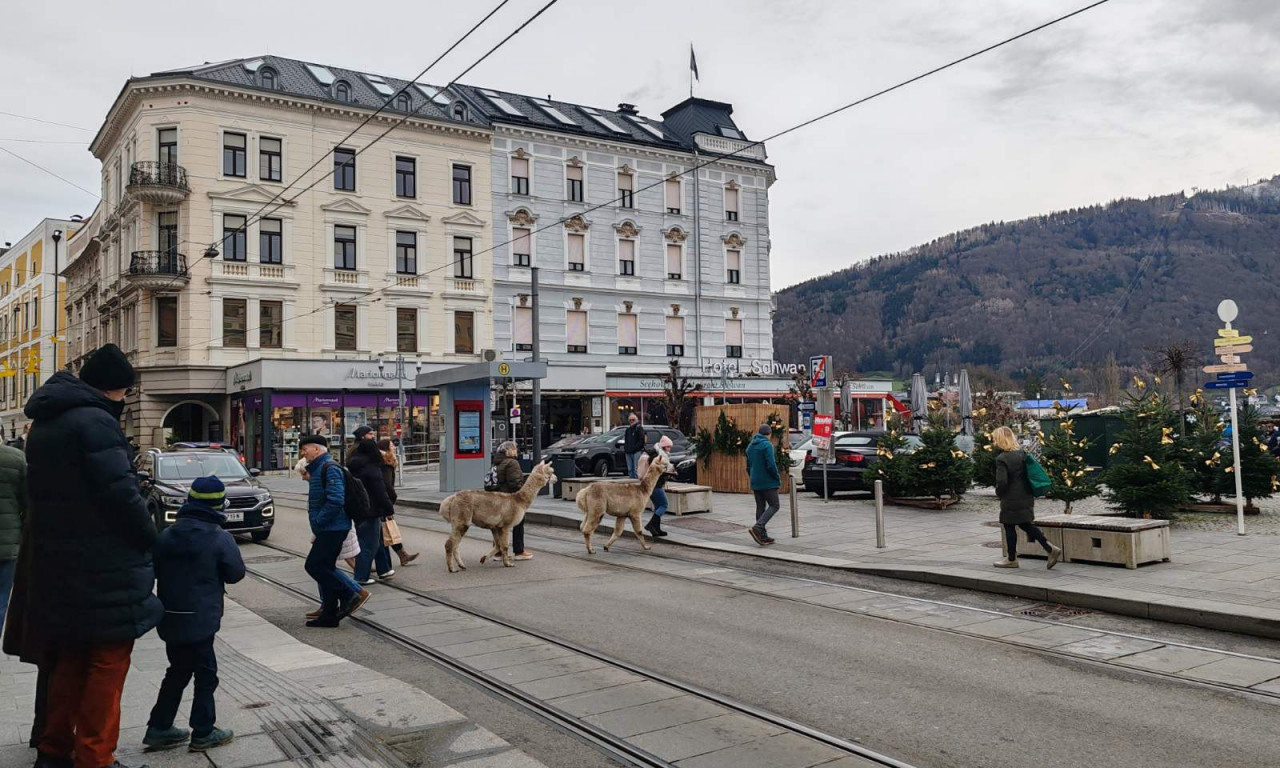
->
<box><xmin>992</xmin><ymin>427</ymin><xmax>1063</xmax><ymax>569</ymax></box>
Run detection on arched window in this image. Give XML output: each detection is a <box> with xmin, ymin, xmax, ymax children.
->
<box><xmin>452</xmin><ymin>101</ymin><xmax>469</xmax><ymax>121</ymax></box>
<box><xmin>395</xmin><ymin>93</ymin><xmax>411</xmax><ymax>112</ymax></box>
<box><xmin>259</xmin><ymin>67</ymin><xmax>277</xmax><ymax>90</ymax></box>
<box><xmin>333</xmin><ymin>81</ymin><xmax>350</xmax><ymax>102</ymax></box>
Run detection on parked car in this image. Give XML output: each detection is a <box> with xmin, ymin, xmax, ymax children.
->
<box><xmin>550</xmin><ymin>425</ymin><xmax>691</xmax><ymax>477</ymax></box>
<box><xmin>801</xmin><ymin>431</ymin><xmax>882</xmax><ymax>498</ymax></box>
<box><xmin>788</xmin><ymin>434</ymin><xmax>813</xmax><ymax>489</ymax></box>
<box><xmin>538</xmin><ymin>434</ymin><xmax>590</xmax><ymax>462</ymax></box>
<box><xmin>135</xmin><ymin>448</ymin><xmax>275</xmax><ymax>540</ymax></box>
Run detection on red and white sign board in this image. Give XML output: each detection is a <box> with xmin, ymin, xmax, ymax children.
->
<box><xmin>812</xmin><ymin>414</ymin><xmax>834</xmax><ymax>450</ymax></box>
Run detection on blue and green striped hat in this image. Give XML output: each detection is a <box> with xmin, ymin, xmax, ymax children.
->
<box><xmin>188</xmin><ymin>475</ymin><xmax>226</xmax><ymax>504</ymax></box>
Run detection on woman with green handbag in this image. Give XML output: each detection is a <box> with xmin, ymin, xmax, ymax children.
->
<box><xmin>991</xmin><ymin>426</ymin><xmax>1063</xmax><ymax>570</ymax></box>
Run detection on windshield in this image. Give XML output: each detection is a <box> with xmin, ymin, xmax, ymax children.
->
<box><xmin>789</xmin><ymin>433</ymin><xmax>807</xmax><ymax>448</ymax></box>
<box><xmin>157</xmin><ymin>454</ymin><xmax>249</xmax><ymax>481</ymax></box>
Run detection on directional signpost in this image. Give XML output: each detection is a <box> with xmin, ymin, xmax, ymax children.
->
<box><xmin>1204</xmin><ymin>300</ymin><xmax>1251</xmax><ymax>535</ymax></box>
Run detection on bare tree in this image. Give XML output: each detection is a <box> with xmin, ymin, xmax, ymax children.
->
<box><xmin>1151</xmin><ymin>341</ymin><xmax>1201</xmax><ymax>430</ymax></box>
<box><xmin>659</xmin><ymin>358</ymin><xmax>700</xmax><ymax>433</ymax></box>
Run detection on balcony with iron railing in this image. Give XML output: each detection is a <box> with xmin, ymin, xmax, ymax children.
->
<box><xmin>126</xmin><ymin>161</ymin><xmax>190</xmax><ymax>203</ymax></box>
<box><xmin>126</xmin><ymin>250</ymin><xmax>189</xmax><ymax>290</ymax></box>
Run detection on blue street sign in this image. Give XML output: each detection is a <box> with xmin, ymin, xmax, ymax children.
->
<box><xmin>797</xmin><ymin>401</ymin><xmax>817</xmax><ymax>412</ymax></box>
<box><xmin>1215</xmin><ymin>371</ymin><xmax>1254</xmax><ymax>382</ymax></box>
<box><xmin>1203</xmin><ymin>380</ymin><xmax>1248</xmax><ymax>390</ymax></box>
<box><xmin>802</xmin><ymin>412</ymin><xmax>813</xmax><ymax>429</ymax></box>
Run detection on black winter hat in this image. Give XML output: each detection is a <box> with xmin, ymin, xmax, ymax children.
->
<box><xmin>79</xmin><ymin>344</ymin><xmax>135</xmax><ymax>391</ymax></box>
<box><xmin>353</xmin><ymin>425</ymin><xmax>374</xmax><ymax>440</ymax></box>
<box><xmin>299</xmin><ymin>434</ymin><xmax>328</xmax><ymax>448</ymax></box>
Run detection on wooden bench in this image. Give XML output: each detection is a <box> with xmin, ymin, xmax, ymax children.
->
<box><xmin>1014</xmin><ymin>514</ymin><xmax>1171</xmax><ymax>569</ymax></box>
<box><xmin>557</xmin><ymin>478</ymin><xmax>713</xmax><ymax>515</ymax></box>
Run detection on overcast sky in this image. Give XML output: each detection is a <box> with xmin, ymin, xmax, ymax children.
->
<box><xmin>2</xmin><ymin>0</ymin><xmax>1276</xmax><ymax>289</ymax></box>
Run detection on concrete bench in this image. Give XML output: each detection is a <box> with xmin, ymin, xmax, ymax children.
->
<box><xmin>1014</xmin><ymin>514</ymin><xmax>1171</xmax><ymax>569</ymax></box>
<box><xmin>558</xmin><ymin>477</ymin><xmax>712</xmax><ymax>515</ymax></box>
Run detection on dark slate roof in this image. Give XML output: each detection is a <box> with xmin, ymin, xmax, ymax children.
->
<box><xmin>144</xmin><ymin>55</ymin><xmax>487</xmax><ymax>129</ymax></box>
<box><xmin>660</xmin><ymin>98</ymin><xmax>745</xmax><ymax>144</ymax></box>
<box><xmin>450</xmin><ymin>84</ymin><xmax>688</xmax><ymax>152</ymax></box>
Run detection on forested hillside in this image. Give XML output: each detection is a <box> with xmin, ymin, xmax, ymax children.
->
<box><xmin>774</xmin><ymin>177</ymin><xmax>1280</xmax><ymax>385</ymax></box>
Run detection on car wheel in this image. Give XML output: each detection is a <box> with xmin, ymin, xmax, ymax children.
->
<box><xmin>251</xmin><ymin>530</ymin><xmax>271</xmax><ymax>542</ymax></box>
<box><xmin>592</xmin><ymin>458</ymin><xmax>611</xmax><ymax>477</ymax></box>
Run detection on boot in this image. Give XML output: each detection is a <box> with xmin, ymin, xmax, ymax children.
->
<box><xmin>397</xmin><ymin>549</ymin><xmax>420</xmax><ymax>566</ymax></box>
<box><xmin>646</xmin><ymin>515</ymin><xmax>668</xmax><ymax>538</ymax></box>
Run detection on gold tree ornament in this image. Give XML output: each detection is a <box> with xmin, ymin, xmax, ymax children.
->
<box><xmin>1060</xmin><ymin>379</ymin><xmax>1073</xmax><ymax>392</ymax></box>
<box><xmin>1133</xmin><ymin>376</ymin><xmax>1146</xmax><ymax>390</ymax></box>
<box><xmin>1154</xmin><ymin>375</ymin><xmax>1162</xmax><ymax>385</ymax></box>
<box><xmin>1109</xmin><ymin>443</ymin><xmax>1123</xmax><ymax>455</ymax></box>
<box><xmin>1143</xmin><ymin>455</ymin><xmax>1160</xmax><ymax>470</ymax></box>
<box><xmin>1161</xmin><ymin>427</ymin><xmax>1175</xmax><ymax>445</ymax></box>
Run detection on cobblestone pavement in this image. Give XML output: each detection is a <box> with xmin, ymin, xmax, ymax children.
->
<box><xmin>0</xmin><ymin>598</ymin><xmax>547</xmax><ymax>768</ymax></box>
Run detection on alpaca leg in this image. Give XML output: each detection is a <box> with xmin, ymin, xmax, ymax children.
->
<box><xmin>603</xmin><ymin>515</ymin><xmax>626</xmax><ymax>552</ymax></box>
<box><xmin>629</xmin><ymin>513</ymin><xmax>651</xmax><ymax>551</ymax></box>
<box><xmin>480</xmin><ymin>529</ymin><xmax>502</xmax><ymax>565</ymax></box>
<box><xmin>452</xmin><ymin>524</ymin><xmax>469</xmax><ymax>570</ymax></box>
<box><xmin>499</xmin><ymin>527</ymin><xmax>514</xmax><ymax>567</ymax></box>
<box><xmin>580</xmin><ymin>510</ymin><xmax>597</xmax><ymax>555</ymax></box>
<box><xmin>445</xmin><ymin>529</ymin><xmax>460</xmax><ymax>573</ymax></box>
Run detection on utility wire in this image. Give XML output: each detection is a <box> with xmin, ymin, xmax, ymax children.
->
<box><xmin>0</xmin><ymin>146</ymin><xmax>100</xmax><ymax>200</ymax></box>
<box><xmin>0</xmin><ymin>111</ymin><xmax>92</xmax><ymax>132</ymax></box>
<box><xmin>139</xmin><ymin>0</ymin><xmax>1111</xmax><ymax>362</ymax></box>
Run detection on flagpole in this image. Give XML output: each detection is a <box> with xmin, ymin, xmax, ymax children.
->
<box><xmin>689</xmin><ymin>42</ymin><xmax>694</xmax><ymax>97</ymax></box>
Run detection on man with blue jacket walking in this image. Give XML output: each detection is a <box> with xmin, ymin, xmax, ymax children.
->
<box><xmin>300</xmin><ymin>436</ymin><xmax>367</xmax><ymax>628</ymax></box>
<box><xmin>745</xmin><ymin>424</ymin><xmax>781</xmax><ymax>546</ymax></box>
<box><xmin>143</xmin><ymin>477</ymin><xmax>243</xmax><ymax>753</ymax></box>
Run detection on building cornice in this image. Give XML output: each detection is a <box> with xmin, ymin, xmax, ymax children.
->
<box><xmin>91</xmin><ymin>78</ymin><xmax>493</xmax><ymax>158</ymax></box>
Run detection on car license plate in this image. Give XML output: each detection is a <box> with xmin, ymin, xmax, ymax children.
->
<box><xmin>819</xmin><ymin>457</ymin><xmax>837</xmax><ymax>464</ymax></box>
<box><xmin>225</xmin><ymin>511</ymin><xmax>245</xmax><ymax>523</ymax></box>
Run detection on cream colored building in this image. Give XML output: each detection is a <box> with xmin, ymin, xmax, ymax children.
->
<box><xmin>83</xmin><ymin>56</ymin><xmax>493</xmax><ymax>468</ymax></box>
<box><xmin>0</xmin><ymin>217</ymin><xmax>77</xmax><ymax>437</ymax></box>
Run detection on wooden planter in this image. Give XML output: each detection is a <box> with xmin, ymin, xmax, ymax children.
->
<box><xmin>886</xmin><ymin>496</ymin><xmax>962</xmax><ymax>510</ymax></box>
<box><xmin>1179</xmin><ymin>502</ymin><xmax>1262</xmax><ymax>516</ymax></box>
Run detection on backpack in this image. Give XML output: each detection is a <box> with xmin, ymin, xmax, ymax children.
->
<box><xmin>320</xmin><ymin>461</ymin><xmax>375</xmax><ymax>521</ymax></box>
<box><xmin>484</xmin><ymin>465</ymin><xmax>499</xmax><ymax>492</ymax></box>
<box><xmin>1024</xmin><ymin>453</ymin><xmax>1052</xmax><ymax>497</ymax></box>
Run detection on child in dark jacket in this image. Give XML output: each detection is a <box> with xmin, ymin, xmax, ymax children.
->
<box><xmin>143</xmin><ymin>476</ymin><xmax>246</xmax><ymax>753</ymax></box>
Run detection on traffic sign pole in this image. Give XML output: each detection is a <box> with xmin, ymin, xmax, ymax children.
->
<box><xmin>1215</xmin><ymin>300</ymin><xmax>1247</xmax><ymax>536</ymax></box>
<box><xmin>1229</xmin><ymin>386</ymin><xmax>1245</xmax><ymax>536</ymax></box>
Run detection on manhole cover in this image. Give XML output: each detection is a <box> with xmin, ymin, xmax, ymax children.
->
<box><xmin>1015</xmin><ymin>603</ymin><xmax>1093</xmax><ymax>621</ymax></box>
<box><xmin>244</xmin><ymin>555</ymin><xmax>291</xmax><ymax>564</ymax></box>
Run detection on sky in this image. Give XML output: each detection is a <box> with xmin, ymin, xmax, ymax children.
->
<box><xmin>2</xmin><ymin>0</ymin><xmax>1278</xmax><ymax>290</ymax></box>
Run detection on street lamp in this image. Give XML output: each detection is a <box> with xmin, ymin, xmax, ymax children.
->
<box><xmin>51</xmin><ymin>230</ymin><xmax>61</xmax><ymax>373</ymax></box>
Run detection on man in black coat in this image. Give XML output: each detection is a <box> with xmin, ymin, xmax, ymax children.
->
<box><xmin>623</xmin><ymin>413</ymin><xmax>646</xmax><ymax>478</ymax></box>
<box><xmin>23</xmin><ymin>344</ymin><xmax>163</xmax><ymax>768</ymax></box>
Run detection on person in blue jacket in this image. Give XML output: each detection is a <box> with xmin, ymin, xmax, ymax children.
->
<box><xmin>300</xmin><ymin>435</ymin><xmax>368</xmax><ymax>627</ymax></box>
<box><xmin>745</xmin><ymin>424</ymin><xmax>781</xmax><ymax>546</ymax></box>
<box><xmin>143</xmin><ymin>476</ymin><xmax>244</xmax><ymax>753</ymax></box>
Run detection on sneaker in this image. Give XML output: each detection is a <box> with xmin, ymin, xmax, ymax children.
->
<box><xmin>513</xmin><ymin>551</ymin><xmax>533</xmax><ymax>561</ymax></box>
<box><xmin>377</xmin><ymin>569</ymin><xmax>396</xmax><ymax>580</ymax></box>
<box><xmin>748</xmin><ymin>527</ymin><xmax>765</xmax><ymax>546</ymax></box>
<box><xmin>305</xmin><ymin>614</ymin><xmax>341</xmax><ymax>628</ymax></box>
<box><xmin>357</xmin><ymin>578</ymin><xmax>376</xmax><ymax>586</ymax></box>
<box><xmin>760</xmin><ymin>536</ymin><xmax>776</xmax><ymax>545</ymax></box>
<box><xmin>1047</xmin><ymin>544</ymin><xmax>1063</xmax><ymax>570</ymax></box>
<box><xmin>189</xmin><ymin>728</ymin><xmax>234</xmax><ymax>752</ymax></box>
<box><xmin>341</xmin><ymin>588</ymin><xmax>371</xmax><ymax>617</ymax></box>
<box><xmin>142</xmin><ymin>725</ymin><xmax>190</xmax><ymax>751</ymax></box>
<box><xmin>993</xmin><ymin>559</ymin><xmax>1020</xmax><ymax>569</ymax></box>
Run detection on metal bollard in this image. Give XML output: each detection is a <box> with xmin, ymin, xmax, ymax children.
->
<box><xmin>874</xmin><ymin>479</ymin><xmax>886</xmax><ymax>548</ymax></box>
<box><xmin>789</xmin><ymin>475</ymin><xmax>799</xmax><ymax>538</ymax></box>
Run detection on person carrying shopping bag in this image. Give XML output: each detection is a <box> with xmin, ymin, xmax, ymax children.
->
<box><xmin>378</xmin><ymin>439</ymin><xmax>419</xmax><ymax>567</ymax></box>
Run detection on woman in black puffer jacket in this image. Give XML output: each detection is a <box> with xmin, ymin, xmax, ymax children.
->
<box><xmin>346</xmin><ymin>439</ymin><xmax>396</xmax><ymax>583</ymax></box>
<box><xmin>992</xmin><ymin>426</ymin><xmax>1063</xmax><ymax>570</ymax></box>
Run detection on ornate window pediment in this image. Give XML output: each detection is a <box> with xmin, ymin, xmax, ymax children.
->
<box><xmin>722</xmin><ymin>232</ymin><xmax>747</xmax><ymax>248</ymax></box>
<box><xmin>566</xmin><ymin>155</ymin><xmax>584</xmax><ymax>168</ymax></box>
<box><xmin>663</xmin><ymin>226</ymin><xmax>687</xmax><ymax>243</ymax></box>
<box><xmin>507</xmin><ymin>208</ymin><xmax>537</xmax><ymax>227</ymax></box>
<box><xmin>564</xmin><ymin>214</ymin><xmax>590</xmax><ymax>233</ymax></box>
<box><xmin>613</xmin><ymin>220</ymin><xmax>641</xmax><ymax>238</ymax></box>
<box><xmin>617</xmin><ymin>164</ymin><xmax>634</xmax><ymax>176</ymax></box>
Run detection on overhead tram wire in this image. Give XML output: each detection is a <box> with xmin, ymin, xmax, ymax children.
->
<box><xmin>0</xmin><ymin>145</ymin><xmax>100</xmax><ymax>199</ymax></box>
<box><xmin>142</xmin><ymin>0</ymin><xmax>1112</xmax><ymax>361</ymax></box>
<box><xmin>0</xmin><ymin>111</ymin><xmax>92</xmax><ymax>132</ymax></box>
<box><xmin>214</xmin><ymin>0</ymin><xmax>518</xmax><ymax>255</ymax></box>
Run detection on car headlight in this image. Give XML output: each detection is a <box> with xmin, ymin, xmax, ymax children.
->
<box><xmin>260</xmin><ymin>505</ymin><xmax>274</xmax><ymax>518</ymax></box>
<box><xmin>575</xmin><ymin>448</ymin><xmax>590</xmax><ymax>456</ymax></box>
<box><xmin>164</xmin><ymin>509</ymin><xmax>178</xmax><ymax>522</ymax></box>
<box><xmin>161</xmin><ymin>494</ymin><xmax>185</xmax><ymax>508</ymax></box>
<box><xmin>255</xmin><ymin>491</ymin><xmax>272</xmax><ymax>503</ymax></box>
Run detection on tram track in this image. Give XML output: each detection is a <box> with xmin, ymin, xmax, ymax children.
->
<box><xmin>243</xmin><ymin>537</ymin><xmax>919</xmax><ymax>768</ymax></box>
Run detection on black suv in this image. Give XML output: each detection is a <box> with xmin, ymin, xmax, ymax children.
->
<box><xmin>135</xmin><ymin>448</ymin><xmax>275</xmax><ymax>540</ymax></box>
<box><xmin>551</xmin><ymin>425</ymin><xmax>691</xmax><ymax>477</ymax></box>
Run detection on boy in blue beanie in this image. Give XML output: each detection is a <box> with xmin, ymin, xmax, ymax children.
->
<box><xmin>143</xmin><ymin>476</ymin><xmax>245</xmax><ymax>753</ymax></box>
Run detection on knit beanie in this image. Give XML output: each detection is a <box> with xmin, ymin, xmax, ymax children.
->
<box><xmin>757</xmin><ymin>424</ymin><xmax>772</xmax><ymax>436</ymax></box>
<box><xmin>188</xmin><ymin>475</ymin><xmax>226</xmax><ymax>505</ymax></box>
<box><xmin>80</xmin><ymin>344</ymin><xmax>135</xmax><ymax>391</ymax></box>
<box><xmin>353</xmin><ymin>425</ymin><xmax>374</xmax><ymax>440</ymax></box>
<box><xmin>299</xmin><ymin>434</ymin><xmax>328</xmax><ymax>448</ymax></box>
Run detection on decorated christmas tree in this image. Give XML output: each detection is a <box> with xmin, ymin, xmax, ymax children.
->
<box><xmin>1234</xmin><ymin>401</ymin><xmax>1280</xmax><ymax>506</ymax></box>
<box><xmin>910</xmin><ymin>412</ymin><xmax>974</xmax><ymax>503</ymax></box>
<box><xmin>871</xmin><ymin>415</ymin><xmax>917</xmax><ymax>498</ymax></box>
<box><xmin>1102</xmin><ymin>378</ymin><xmax>1192</xmax><ymax>519</ymax></box>
<box><xmin>1039</xmin><ymin>401</ymin><xmax>1097</xmax><ymax>513</ymax></box>
<box><xmin>972</xmin><ymin>429</ymin><xmax>998</xmax><ymax>487</ymax></box>
<box><xmin>970</xmin><ymin>390</ymin><xmax>1022</xmax><ymax>487</ymax></box>
<box><xmin>1180</xmin><ymin>392</ymin><xmax>1230</xmax><ymax>504</ymax></box>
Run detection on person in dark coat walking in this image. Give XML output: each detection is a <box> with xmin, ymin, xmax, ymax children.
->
<box><xmin>300</xmin><ymin>435</ymin><xmax>367</xmax><ymax>628</ymax></box>
<box><xmin>378</xmin><ymin>439</ymin><xmax>419</xmax><ymax>567</ymax></box>
<box><xmin>745</xmin><ymin>425</ymin><xmax>781</xmax><ymax>546</ymax></box>
<box><xmin>492</xmin><ymin>442</ymin><xmax>532</xmax><ymax>560</ymax></box>
<box><xmin>142</xmin><ymin>476</ymin><xmax>243</xmax><ymax>754</ymax></box>
<box><xmin>23</xmin><ymin>344</ymin><xmax>164</xmax><ymax>768</ymax></box>
<box><xmin>346</xmin><ymin>439</ymin><xmax>395</xmax><ymax>584</ymax></box>
<box><xmin>992</xmin><ymin>426</ymin><xmax>1063</xmax><ymax>569</ymax></box>
<box><xmin>623</xmin><ymin>414</ymin><xmax>646</xmax><ymax>478</ymax></box>
<box><xmin>0</xmin><ymin>442</ymin><xmax>26</xmax><ymax>631</ymax></box>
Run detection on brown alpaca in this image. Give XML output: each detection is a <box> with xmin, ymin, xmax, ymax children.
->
<box><xmin>577</xmin><ymin>452</ymin><xmax>669</xmax><ymax>554</ymax></box>
<box><xmin>440</xmin><ymin>461</ymin><xmax>557</xmax><ymax>572</ymax></box>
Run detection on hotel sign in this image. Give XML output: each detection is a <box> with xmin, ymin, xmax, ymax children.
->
<box><xmin>700</xmin><ymin>359</ymin><xmax>805</xmax><ymax>377</ymax></box>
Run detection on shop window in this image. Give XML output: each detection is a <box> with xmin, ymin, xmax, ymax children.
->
<box><xmin>157</xmin><ymin>296</ymin><xmax>178</xmax><ymax>347</ymax></box>
<box><xmin>454</xmin><ymin>311</ymin><xmax>474</xmax><ymax>354</ymax></box>
<box><xmin>567</xmin><ymin>310</ymin><xmax>588</xmax><ymax>354</ymax></box>
<box><xmin>260</xmin><ymin>300</ymin><xmax>283</xmax><ymax>349</ymax></box>
<box><xmin>617</xmin><ymin>313</ymin><xmax>637</xmax><ymax>355</ymax></box>
<box><xmin>223</xmin><ymin>298</ymin><xmax>247</xmax><ymax>348</ymax></box>
<box><xmin>335</xmin><ymin>304</ymin><xmax>357</xmax><ymax>351</ymax></box>
<box><xmin>514</xmin><ymin>306</ymin><xmax>533</xmax><ymax>352</ymax></box>
<box><xmin>665</xmin><ymin>315</ymin><xmax>684</xmax><ymax>357</ymax></box>
<box><xmin>397</xmin><ymin>308</ymin><xmax>418</xmax><ymax>353</ymax></box>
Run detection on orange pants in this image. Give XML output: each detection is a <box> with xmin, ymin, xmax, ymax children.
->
<box><xmin>39</xmin><ymin>640</ymin><xmax>135</xmax><ymax>768</ymax></box>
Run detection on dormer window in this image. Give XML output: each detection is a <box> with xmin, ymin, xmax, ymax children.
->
<box><xmin>452</xmin><ymin>101</ymin><xmax>469</xmax><ymax>121</ymax></box>
<box><xmin>333</xmin><ymin>81</ymin><xmax>351</xmax><ymax>102</ymax></box>
<box><xmin>395</xmin><ymin>93</ymin><xmax>412</xmax><ymax>112</ymax></box>
<box><xmin>718</xmin><ymin>125</ymin><xmax>743</xmax><ymax>140</ymax></box>
<box><xmin>259</xmin><ymin>67</ymin><xmax>277</xmax><ymax>90</ymax></box>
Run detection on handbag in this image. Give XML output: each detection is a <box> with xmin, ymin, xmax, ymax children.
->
<box><xmin>382</xmin><ymin>518</ymin><xmax>403</xmax><ymax>547</ymax></box>
<box><xmin>1024</xmin><ymin>453</ymin><xmax>1053</xmax><ymax>497</ymax></box>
